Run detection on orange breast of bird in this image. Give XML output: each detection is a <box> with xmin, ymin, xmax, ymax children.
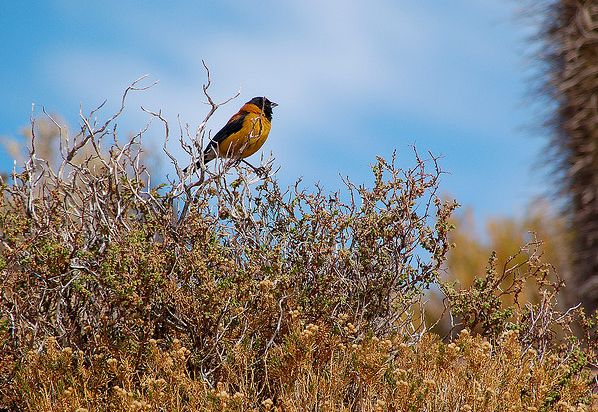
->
<box><xmin>217</xmin><ymin>109</ymin><xmax>272</xmax><ymax>159</ymax></box>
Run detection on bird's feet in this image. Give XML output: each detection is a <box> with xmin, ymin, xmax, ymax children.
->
<box><xmin>240</xmin><ymin>159</ymin><xmax>268</xmax><ymax>177</ymax></box>
<box><xmin>253</xmin><ymin>166</ymin><xmax>268</xmax><ymax>177</ymax></box>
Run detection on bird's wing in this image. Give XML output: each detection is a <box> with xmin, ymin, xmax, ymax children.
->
<box><xmin>206</xmin><ymin>112</ymin><xmax>247</xmax><ymax>147</ymax></box>
<box><xmin>198</xmin><ymin>111</ymin><xmax>248</xmax><ymax>165</ymax></box>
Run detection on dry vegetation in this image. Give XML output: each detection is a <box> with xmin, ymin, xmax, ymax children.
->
<box><xmin>0</xmin><ymin>73</ymin><xmax>597</xmax><ymax>410</ymax></box>
<box><xmin>11</xmin><ymin>329</ymin><xmax>596</xmax><ymax>411</ymax></box>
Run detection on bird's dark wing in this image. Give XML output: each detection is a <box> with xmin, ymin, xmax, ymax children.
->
<box><xmin>209</xmin><ymin>112</ymin><xmax>247</xmax><ymax>145</ymax></box>
<box><xmin>202</xmin><ymin>112</ymin><xmax>247</xmax><ymax>161</ymax></box>
<box><xmin>185</xmin><ymin>112</ymin><xmax>248</xmax><ymax>172</ymax></box>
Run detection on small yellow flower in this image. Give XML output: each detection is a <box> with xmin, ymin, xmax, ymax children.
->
<box><xmin>262</xmin><ymin>398</ymin><xmax>274</xmax><ymax>410</ymax></box>
<box><xmin>107</xmin><ymin>358</ymin><xmax>118</xmax><ymax>372</ymax></box>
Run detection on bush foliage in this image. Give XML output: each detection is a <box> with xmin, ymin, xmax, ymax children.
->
<box><xmin>0</xmin><ymin>79</ymin><xmax>596</xmax><ymax>410</ymax></box>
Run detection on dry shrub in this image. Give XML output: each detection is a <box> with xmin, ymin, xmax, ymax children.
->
<box><xmin>0</xmin><ymin>73</ymin><xmax>596</xmax><ymax>410</ymax></box>
<box><xmin>445</xmin><ymin>201</ymin><xmax>573</xmax><ymax>308</ymax></box>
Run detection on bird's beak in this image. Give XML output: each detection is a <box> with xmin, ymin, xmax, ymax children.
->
<box><xmin>270</xmin><ymin>101</ymin><xmax>278</xmax><ymax>108</ymax></box>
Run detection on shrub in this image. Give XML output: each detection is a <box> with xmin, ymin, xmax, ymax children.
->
<box><xmin>1</xmin><ymin>76</ymin><xmax>595</xmax><ymax>410</ymax></box>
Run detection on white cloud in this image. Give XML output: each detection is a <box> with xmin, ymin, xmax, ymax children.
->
<box><xmin>48</xmin><ymin>0</ymin><xmax>527</xmax><ymax>137</ymax></box>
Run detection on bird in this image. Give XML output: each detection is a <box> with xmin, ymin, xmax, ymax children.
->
<box><xmin>185</xmin><ymin>96</ymin><xmax>277</xmax><ymax>174</ymax></box>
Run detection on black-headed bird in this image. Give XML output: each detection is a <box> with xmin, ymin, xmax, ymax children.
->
<box><xmin>186</xmin><ymin>96</ymin><xmax>277</xmax><ymax>173</ymax></box>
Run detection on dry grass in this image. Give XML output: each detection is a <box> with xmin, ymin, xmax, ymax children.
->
<box><xmin>11</xmin><ymin>328</ymin><xmax>597</xmax><ymax>411</ymax></box>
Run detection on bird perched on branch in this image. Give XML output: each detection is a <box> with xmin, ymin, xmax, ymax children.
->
<box><xmin>185</xmin><ymin>96</ymin><xmax>277</xmax><ymax>173</ymax></box>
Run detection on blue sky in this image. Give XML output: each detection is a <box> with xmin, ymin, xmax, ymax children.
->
<box><xmin>0</xmin><ymin>1</ymin><xmax>547</xmax><ymax>222</ymax></box>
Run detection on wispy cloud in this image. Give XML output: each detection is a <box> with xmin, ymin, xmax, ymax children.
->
<box><xmin>36</xmin><ymin>0</ymin><xmax>542</xmax><ymax>219</ymax></box>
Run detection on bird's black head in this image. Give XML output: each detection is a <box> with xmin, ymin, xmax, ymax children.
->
<box><xmin>247</xmin><ymin>97</ymin><xmax>278</xmax><ymax>121</ymax></box>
